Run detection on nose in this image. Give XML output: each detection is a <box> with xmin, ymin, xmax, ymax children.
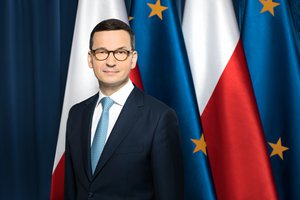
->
<box><xmin>105</xmin><ymin>52</ymin><xmax>116</xmax><ymax>67</ymax></box>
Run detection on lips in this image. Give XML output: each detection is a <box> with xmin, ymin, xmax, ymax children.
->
<box><xmin>103</xmin><ymin>69</ymin><xmax>119</xmax><ymax>73</ymax></box>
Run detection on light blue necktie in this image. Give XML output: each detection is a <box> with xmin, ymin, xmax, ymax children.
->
<box><xmin>91</xmin><ymin>97</ymin><xmax>114</xmax><ymax>174</ymax></box>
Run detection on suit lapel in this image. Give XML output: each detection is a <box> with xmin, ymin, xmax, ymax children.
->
<box><xmin>82</xmin><ymin>94</ymin><xmax>98</xmax><ymax>181</ymax></box>
<box><xmin>93</xmin><ymin>87</ymin><xmax>144</xmax><ymax>177</ymax></box>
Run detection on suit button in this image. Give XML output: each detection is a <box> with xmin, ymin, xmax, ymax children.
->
<box><xmin>88</xmin><ymin>192</ymin><xmax>94</xmax><ymax>198</ymax></box>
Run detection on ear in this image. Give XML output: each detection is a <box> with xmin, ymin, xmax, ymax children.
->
<box><xmin>130</xmin><ymin>51</ymin><xmax>138</xmax><ymax>69</ymax></box>
<box><xmin>88</xmin><ymin>52</ymin><xmax>93</xmax><ymax>69</ymax></box>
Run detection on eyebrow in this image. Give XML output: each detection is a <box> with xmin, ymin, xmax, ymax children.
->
<box><xmin>93</xmin><ymin>46</ymin><xmax>130</xmax><ymax>51</ymax></box>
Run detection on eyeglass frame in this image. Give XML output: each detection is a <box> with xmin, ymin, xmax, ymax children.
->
<box><xmin>90</xmin><ymin>48</ymin><xmax>135</xmax><ymax>61</ymax></box>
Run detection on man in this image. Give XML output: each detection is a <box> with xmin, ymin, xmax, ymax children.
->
<box><xmin>65</xmin><ymin>19</ymin><xmax>184</xmax><ymax>200</ymax></box>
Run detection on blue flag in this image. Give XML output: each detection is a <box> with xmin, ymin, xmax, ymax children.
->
<box><xmin>129</xmin><ymin>0</ymin><xmax>216</xmax><ymax>199</ymax></box>
<box><xmin>242</xmin><ymin>0</ymin><xmax>300</xmax><ymax>199</ymax></box>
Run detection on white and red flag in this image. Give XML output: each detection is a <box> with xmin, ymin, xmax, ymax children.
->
<box><xmin>50</xmin><ymin>1</ymin><xmax>129</xmax><ymax>199</ymax></box>
<box><xmin>182</xmin><ymin>0</ymin><xmax>278</xmax><ymax>199</ymax></box>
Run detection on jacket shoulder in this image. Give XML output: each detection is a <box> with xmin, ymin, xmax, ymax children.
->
<box><xmin>69</xmin><ymin>93</ymin><xmax>98</xmax><ymax>113</ymax></box>
<box><xmin>133</xmin><ymin>87</ymin><xmax>174</xmax><ymax>113</ymax></box>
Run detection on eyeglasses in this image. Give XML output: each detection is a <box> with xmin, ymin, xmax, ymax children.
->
<box><xmin>90</xmin><ymin>48</ymin><xmax>134</xmax><ymax>61</ymax></box>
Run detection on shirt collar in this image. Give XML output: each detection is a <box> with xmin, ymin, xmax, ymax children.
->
<box><xmin>97</xmin><ymin>80</ymin><xmax>134</xmax><ymax>107</ymax></box>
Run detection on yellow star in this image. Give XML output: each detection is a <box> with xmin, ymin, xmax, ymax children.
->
<box><xmin>268</xmin><ymin>137</ymin><xmax>289</xmax><ymax>160</ymax></box>
<box><xmin>259</xmin><ymin>0</ymin><xmax>280</xmax><ymax>16</ymax></box>
<box><xmin>191</xmin><ymin>134</ymin><xmax>207</xmax><ymax>155</ymax></box>
<box><xmin>147</xmin><ymin>0</ymin><xmax>168</xmax><ymax>20</ymax></box>
<box><xmin>128</xmin><ymin>16</ymin><xmax>134</xmax><ymax>21</ymax></box>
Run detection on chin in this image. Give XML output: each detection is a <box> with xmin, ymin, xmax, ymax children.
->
<box><xmin>100</xmin><ymin>78</ymin><xmax>129</xmax><ymax>88</ymax></box>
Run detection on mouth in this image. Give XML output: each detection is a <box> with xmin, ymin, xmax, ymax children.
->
<box><xmin>103</xmin><ymin>69</ymin><xmax>119</xmax><ymax>74</ymax></box>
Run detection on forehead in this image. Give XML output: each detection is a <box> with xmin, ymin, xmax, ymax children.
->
<box><xmin>92</xmin><ymin>30</ymin><xmax>131</xmax><ymax>49</ymax></box>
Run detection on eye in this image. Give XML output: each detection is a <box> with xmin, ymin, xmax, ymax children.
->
<box><xmin>115</xmin><ymin>50</ymin><xmax>128</xmax><ymax>55</ymax></box>
<box><xmin>95</xmin><ymin>50</ymin><xmax>108</xmax><ymax>55</ymax></box>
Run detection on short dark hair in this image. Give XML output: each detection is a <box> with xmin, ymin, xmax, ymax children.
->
<box><xmin>89</xmin><ymin>18</ymin><xmax>135</xmax><ymax>50</ymax></box>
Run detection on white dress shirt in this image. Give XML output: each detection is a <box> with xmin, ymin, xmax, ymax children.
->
<box><xmin>91</xmin><ymin>80</ymin><xmax>134</xmax><ymax>146</ymax></box>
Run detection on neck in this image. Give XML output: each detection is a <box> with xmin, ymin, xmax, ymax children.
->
<box><xmin>99</xmin><ymin>79</ymin><xmax>129</xmax><ymax>96</ymax></box>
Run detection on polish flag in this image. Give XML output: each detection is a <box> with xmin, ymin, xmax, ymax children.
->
<box><xmin>182</xmin><ymin>0</ymin><xmax>278</xmax><ymax>199</ymax></box>
<box><xmin>50</xmin><ymin>1</ymin><xmax>130</xmax><ymax>199</ymax></box>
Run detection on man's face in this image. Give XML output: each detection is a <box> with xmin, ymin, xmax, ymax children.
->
<box><xmin>88</xmin><ymin>30</ymin><xmax>137</xmax><ymax>92</ymax></box>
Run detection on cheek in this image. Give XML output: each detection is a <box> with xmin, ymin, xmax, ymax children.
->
<box><xmin>92</xmin><ymin>62</ymin><xmax>104</xmax><ymax>70</ymax></box>
<box><xmin>92</xmin><ymin>65</ymin><xmax>104</xmax><ymax>78</ymax></box>
<box><xmin>120</xmin><ymin>62</ymin><xmax>134</xmax><ymax>72</ymax></box>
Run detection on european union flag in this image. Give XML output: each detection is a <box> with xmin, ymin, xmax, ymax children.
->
<box><xmin>242</xmin><ymin>0</ymin><xmax>300</xmax><ymax>199</ymax></box>
<box><xmin>129</xmin><ymin>0</ymin><xmax>216</xmax><ymax>199</ymax></box>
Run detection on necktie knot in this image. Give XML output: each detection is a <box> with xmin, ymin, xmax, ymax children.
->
<box><xmin>101</xmin><ymin>97</ymin><xmax>114</xmax><ymax>112</ymax></box>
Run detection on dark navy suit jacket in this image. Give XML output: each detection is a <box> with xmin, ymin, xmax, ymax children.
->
<box><xmin>65</xmin><ymin>87</ymin><xmax>184</xmax><ymax>200</ymax></box>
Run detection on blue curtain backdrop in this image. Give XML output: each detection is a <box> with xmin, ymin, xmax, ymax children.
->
<box><xmin>0</xmin><ymin>0</ymin><xmax>77</xmax><ymax>199</ymax></box>
<box><xmin>0</xmin><ymin>0</ymin><xmax>300</xmax><ymax>199</ymax></box>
